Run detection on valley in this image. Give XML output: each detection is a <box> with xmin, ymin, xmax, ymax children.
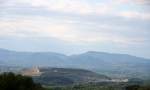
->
<box><xmin>0</xmin><ymin>48</ymin><xmax>150</xmax><ymax>90</ymax></box>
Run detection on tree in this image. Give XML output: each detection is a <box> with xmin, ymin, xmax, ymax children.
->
<box><xmin>0</xmin><ymin>72</ymin><xmax>44</xmax><ymax>90</ymax></box>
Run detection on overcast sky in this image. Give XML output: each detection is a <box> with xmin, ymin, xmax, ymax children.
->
<box><xmin>0</xmin><ymin>0</ymin><xmax>150</xmax><ymax>58</ymax></box>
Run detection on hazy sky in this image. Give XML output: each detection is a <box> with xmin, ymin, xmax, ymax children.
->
<box><xmin>0</xmin><ymin>0</ymin><xmax>150</xmax><ymax>58</ymax></box>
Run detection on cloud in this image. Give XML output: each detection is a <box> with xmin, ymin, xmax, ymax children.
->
<box><xmin>1</xmin><ymin>0</ymin><xmax>149</xmax><ymax>21</ymax></box>
<box><xmin>119</xmin><ymin>11</ymin><xmax>150</xmax><ymax>20</ymax></box>
<box><xmin>0</xmin><ymin>16</ymin><xmax>147</xmax><ymax>47</ymax></box>
<box><xmin>135</xmin><ymin>0</ymin><xmax>150</xmax><ymax>4</ymax></box>
<box><xmin>0</xmin><ymin>0</ymin><xmax>117</xmax><ymax>16</ymax></box>
<box><xmin>118</xmin><ymin>0</ymin><xmax>150</xmax><ymax>5</ymax></box>
<box><xmin>0</xmin><ymin>0</ymin><xmax>149</xmax><ymax>46</ymax></box>
<box><xmin>0</xmin><ymin>18</ymin><xmax>72</xmax><ymax>38</ymax></box>
<box><xmin>21</xmin><ymin>0</ymin><xmax>113</xmax><ymax>15</ymax></box>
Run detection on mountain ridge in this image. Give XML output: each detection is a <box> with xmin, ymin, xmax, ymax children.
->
<box><xmin>0</xmin><ymin>48</ymin><xmax>150</xmax><ymax>79</ymax></box>
<box><xmin>0</xmin><ymin>48</ymin><xmax>149</xmax><ymax>60</ymax></box>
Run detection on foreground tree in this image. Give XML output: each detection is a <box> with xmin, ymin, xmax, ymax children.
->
<box><xmin>0</xmin><ymin>72</ymin><xmax>44</xmax><ymax>90</ymax></box>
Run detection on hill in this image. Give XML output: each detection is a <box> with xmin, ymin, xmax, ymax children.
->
<box><xmin>32</xmin><ymin>67</ymin><xmax>110</xmax><ymax>86</ymax></box>
<box><xmin>0</xmin><ymin>48</ymin><xmax>150</xmax><ymax>79</ymax></box>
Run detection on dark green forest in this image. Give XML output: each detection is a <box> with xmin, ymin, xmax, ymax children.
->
<box><xmin>46</xmin><ymin>83</ymin><xmax>150</xmax><ymax>90</ymax></box>
<box><xmin>0</xmin><ymin>72</ymin><xmax>150</xmax><ymax>90</ymax></box>
<box><xmin>0</xmin><ymin>72</ymin><xmax>44</xmax><ymax>90</ymax></box>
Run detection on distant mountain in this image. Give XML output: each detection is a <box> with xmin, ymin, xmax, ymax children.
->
<box><xmin>0</xmin><ymin>48</ymin><xmax>68</xmax><ymax>67</ymax></box>
<box><xmin>68</xmin><ymin>51</ymin><xmax>150</xmax><ymax>79</ymax></box>
<box><xmin>0</xmin><ymin>48</ymin><xmax>150</xmax><ymax>79</ymax></box>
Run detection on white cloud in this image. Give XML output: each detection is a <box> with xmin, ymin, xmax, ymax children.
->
<box><xmin>0</xmin><ymin>0</ymin><xmax>149</xmax><ymax>46</ymax></box>
<box><xmin>0</xmin><ymin>16</ymin><xmax>146</xmax><ymax>47</ymax></box>
<box><xmin>0</xmin><ymin>18</ymin><xmax>72</xmax><ymax>38</ymax></box>
<box><xmin>118</xmin><ymin>0</ymin><xmax>150</xmax><ymax>5</ymax></box>
<box><xmin>1</xmin><ymin>0</ymin><xmax>149</xmax><ymax>21</ymax></box>
<box><xmin>119</xmin><ymin>11</ymin><xmax>150</xmax><ymax>20</ymax></box>
<box><xmin>1</xmin><ymin>0</ymin><xmax>115</xmax><ymax>15</ymax></box>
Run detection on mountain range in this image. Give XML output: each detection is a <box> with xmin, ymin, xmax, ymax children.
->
<box><xmin>0</xmin><ymin>48</ymin><xmax>150</xmax><ymax>79</ymax></box>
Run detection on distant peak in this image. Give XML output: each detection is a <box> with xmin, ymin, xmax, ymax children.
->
<box><xmin>86</xmin><ymin>51</ymin><xmax>99</xmax><ymax>53</ymax></box>
<box><xmin>85</xmin><ymin>51</ymin><xmax>107</xmax><ymax>54</ymax></box>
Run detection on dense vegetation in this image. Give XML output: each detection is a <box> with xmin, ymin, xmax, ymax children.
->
<box><xmin>46</xmin><ymin>83</ymin><xmax>125</xmax><ymax>90</ymax></box>
<box><xmin>33</xmin><ymin>68</ymin><xmax>110</xmax><ymax>86</ymax></box>
<box><xmin>0</xmin><ymin>72</ymin><xmax>150</xmax><ymax>90</ymax></box>
<box><xmin>0</xmin><ymin>72</ymin><xmax>44</xmax><ymax>90</ymax></box>
<box><xmin>46</xmin><ymin>84</ymin><xmax>150</xmax><ymax>90</ymax></box>
<box><xmin>45</xmin><ymin>79</ymin><xmax>150</xmax><ymax>90</ymax></box>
